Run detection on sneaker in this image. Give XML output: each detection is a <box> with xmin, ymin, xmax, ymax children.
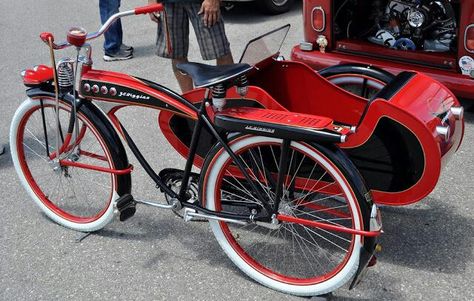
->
<box><xmin>103</xmin><ymin>48</ymin><xmax>133</xmax><ymax>62</ymax></box>
<box><xmin>120</xmin><ymin>44</ymin><xmax>134</xmax><ymax>54</ymax></box>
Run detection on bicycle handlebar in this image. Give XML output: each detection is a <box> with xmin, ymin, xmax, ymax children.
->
<box><xmin>40</xmin><ymin>3</ymin><xmax>164</xmax><ymax>49</ymax></box>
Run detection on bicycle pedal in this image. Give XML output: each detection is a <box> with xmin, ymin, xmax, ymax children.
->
<box><xmin>116</xmin><ymin>194</ymin><xmax>136</xmax><ymax>222</ymax></box>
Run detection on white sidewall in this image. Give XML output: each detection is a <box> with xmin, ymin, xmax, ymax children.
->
<box><xmin>10</xmin><ymin>98</ymin><xmax>117</xmax><ymax>232</ymax></box>
<box><xmin>204</xmin><ymin>135</ymin><xmax>362</xmax><ymax>296</ymax></box>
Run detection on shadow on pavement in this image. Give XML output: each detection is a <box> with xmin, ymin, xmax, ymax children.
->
<box><xmin>377</xmin><ymin>197</ymin><xmax>473</xmax><ymax>274</ymax></box>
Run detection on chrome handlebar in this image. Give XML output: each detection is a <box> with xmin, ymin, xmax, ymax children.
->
<box><xmin>40</xmin><ymin>4</ymin><xmax>163</xmax><ymax>50</ymax></box>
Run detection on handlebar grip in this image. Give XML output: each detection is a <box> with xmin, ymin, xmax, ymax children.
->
<box><xmin>134</xmin><ymin>3</ymin><xmax>164</xmax><ymax>15</ymax></box>
<box><xmin>40</xmin><ymin>32</ymin><xmax>54</xmax><ymax>44</ymax></box>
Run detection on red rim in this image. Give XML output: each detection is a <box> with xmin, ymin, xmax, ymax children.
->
<box><xmin>16</xmin><ymin>102</ymin><xmax>116</xmax><ymax>224</ymax></box>
<box><xmin>206</xmin><ymin>138</ymin><xmax>360</xmax><ymax>286</ymax></box>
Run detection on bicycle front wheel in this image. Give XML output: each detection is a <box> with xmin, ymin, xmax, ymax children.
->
<box><xmin>201</xmin><ymin>135</ymin><xmax>369</xmax><ymax>296</ymax></box>
<box><xmin>10</xmin><ymin>97</ymin><xmax>130</xmax><ymax>232</ymax></box>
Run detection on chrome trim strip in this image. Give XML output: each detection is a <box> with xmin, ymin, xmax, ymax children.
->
<box><xmin>464</xmin><ymin>24</ymin><xmax>474</xmax><ymax>54</ymax></box>
<box><xmin>311</xmin><ymin>6</ymin><xmax>326</xmax><ymax>32</ymax></box>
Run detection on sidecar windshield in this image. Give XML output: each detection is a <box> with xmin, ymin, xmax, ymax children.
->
<box><xmin>239</xmin><ymin>24</ymin><xmax>290</xmax><ymax>65</ymax></box>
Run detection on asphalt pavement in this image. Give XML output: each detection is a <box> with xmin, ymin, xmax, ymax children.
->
<box><xmin>1</xmin><ymin>1</ymin><xmax>473</xmax><ymax>300</ymax></box>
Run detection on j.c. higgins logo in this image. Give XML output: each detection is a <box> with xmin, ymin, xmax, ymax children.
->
<box><xmin>245</xmin><ymin>125</ymin><xmax>275</xmax><ymax>134</ymax></box>
<box><xmin>118</xmin><ymin>91</ymin><xmax>150</xmax><ymax>100</ymax></box>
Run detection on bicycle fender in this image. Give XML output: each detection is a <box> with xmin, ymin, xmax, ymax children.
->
<box><xmin>25</xmin><ymin>87</ymin><xmax>132</xmax><ymax>196</ymax></box>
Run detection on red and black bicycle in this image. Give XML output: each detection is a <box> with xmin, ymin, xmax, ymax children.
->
<box><xmin>10</xmin><ymin>4</ymin><xmax>463</xmax><ymax>297</ymax></box>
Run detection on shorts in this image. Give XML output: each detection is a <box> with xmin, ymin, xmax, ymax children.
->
<box><xmin>156</xmin><ymin>2</ymin><xmax>231</xmax><ymax>60</ymax></box>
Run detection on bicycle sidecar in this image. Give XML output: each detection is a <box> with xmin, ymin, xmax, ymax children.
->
<box><xmin>159</xmin><ymin>56</ymin><xmax>464</xmax><ymax>206</ymax></box>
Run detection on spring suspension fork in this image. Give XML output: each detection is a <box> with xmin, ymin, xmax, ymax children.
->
<box><xmin>39</xmin><ymin>99</ymin><xmax>50</xmax><ymax>158</ymax></box>
<box><xmin>46</xmin><ymin>37</ymin><xmax>61</xmax><ymax>162</ymax></box>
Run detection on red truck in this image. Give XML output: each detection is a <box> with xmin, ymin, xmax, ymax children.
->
<box><xmin>291</xmin><ymin>0</ymin><xmax>474</xmax><ymax>101</ymax></box>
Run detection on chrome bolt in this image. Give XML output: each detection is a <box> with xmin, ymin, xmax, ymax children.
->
<box><xmin>109</xmin><ymin>87</ymin><xmax>117</xmax><ymax>96</ymax></box>
<box><xmin>92</xmin><ymin>84</ymin><xmax>99</xmax><ymax>93</ymax></box>
<box><xmin>83</xmin><ymin>83</ymin><xmax>91</xmax><ymax>92</ymax></box>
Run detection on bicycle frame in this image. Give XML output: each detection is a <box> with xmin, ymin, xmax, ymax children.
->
<box><xmin>22</xmin><ymin>3</ymin><xmax>383</xmax><ymax>237</ymax></box>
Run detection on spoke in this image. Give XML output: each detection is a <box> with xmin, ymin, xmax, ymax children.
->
<box><xmin>293</xmin><ymin>208</ymin><xmax>352</xmax><ymax>223</ymax></box>
<box><xmin>269</xmin><ymin>145</ymin><xmax>279</xmax><ymax>173</ymax></box>
<box><xmin>295</xmin><ymin>194</ymin><xmax>345</xmax><ymax>208</ymax></box>
<box><xmin>25</xmin><ymin>128</ymin><xmax>54</xmax><ymax>152</ymax></box>
<box><xmin>292</xmin><ymin>208</ymin><xmax>352</xmax><ymax>243</ymax></box>
<box><xmin>285</xmin><ymin>222</ymin><xmax>320</xmax><ymax>275</ymax></box>
<box><xmin>223</xmin><ymin>172</ymin><xmax>261</xmax><ymax>205</ymax></box>
<box><xmin>23</xmin><ymin>143</ymin><xmax>50</xmax><ymax>163</ymax></box>
<box><xmin>287</xmin><ymin>153</ymin><xmax>306</xmax><ymax>190</ymax></box>
<box><xmin>290</xmin><ymin>222</ymin><xmax>349</xmax><ymax>252</ymax></box>
<box><xmin>281</xmin><ymin>149</ymin><xmax>295</xmax><ymax>193</ymax></box>
<box><xmin>239</xmin><ymin>154</ymin><xmax>273</xmax><ymax>202</ymax></box>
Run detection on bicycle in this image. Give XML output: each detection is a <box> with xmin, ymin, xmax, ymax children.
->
<box><xmin>18</xmin><ymin>3</ymin><xmax>463</xmax><ymax>296</ymax></box>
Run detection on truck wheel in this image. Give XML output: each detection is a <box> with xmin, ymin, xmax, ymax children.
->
<box><xmin>258</xmin><ymin>0</ymin><xmax>294</xmax><ymax>15</ymax></box>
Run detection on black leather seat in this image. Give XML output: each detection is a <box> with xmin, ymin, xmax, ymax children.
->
<box><xmin>176</xmin><ymin>62</ymin><xmax>252</xmax><ymax>88</ymax></box>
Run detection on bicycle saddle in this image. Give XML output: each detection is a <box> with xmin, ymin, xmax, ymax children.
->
<box><xmin>176</xmin><ymin>62</ymin><xmax>252</xmax><ymax>88</ymax></box>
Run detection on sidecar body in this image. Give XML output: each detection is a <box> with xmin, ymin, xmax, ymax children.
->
<box><xmin>159</xmin><ymin>27</ymin><xmax>465</xmax><ymax>207</ymax></box>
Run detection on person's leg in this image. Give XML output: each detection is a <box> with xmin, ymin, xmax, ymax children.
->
<box><xmin>172</xmin><ymin>58</ymin><xmax>194</xmax><ymax>92</ymax></box>
<box><xmin>187</xmin><ymin>3</ymin><xmax>233</xmax><ymax>64</ymax></box>
<box><xmin>216</xmin><ymin>53</ymin><xmax>233</xmax><ymax>65</ymax></box>
<box><xmin>99</xmin><ymin>0</ymin><xmax>122</xmax><ymax>54</ymax></box>
<box><xmin>156</xmin><ymin>3</ymin><xmax>193</xmax><ymax>92</ymax></box>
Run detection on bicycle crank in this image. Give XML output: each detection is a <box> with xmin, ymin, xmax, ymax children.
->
<box><xmin>159</xmin><ymin>168</ymin><xmax>200</xmax><ymax>218</ymax></box>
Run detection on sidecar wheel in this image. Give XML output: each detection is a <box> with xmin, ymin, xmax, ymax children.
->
<box><xmin>320</xmin><ymin>64</ymin><xmax>395</xmax><ymax>100</ymax></box>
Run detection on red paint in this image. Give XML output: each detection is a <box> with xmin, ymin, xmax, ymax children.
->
<box><xmin>16</xmin><ymin>102</ymin><xmax>116</xmax><ymax>224</ymax></box>
<box><xmin>216</xmin><ymin>107</ymin><xmax>334</xmax><ymax>130</ymax></box>
<box><xmin>39</xmin><ymin>32</ymin><xmax>54</xmax><ymax>44</ymax></box>
<box><xmin>202</xmin><ymin>137</ymin><xmax>359</xmax><ymax>285</ymax></box>
<box><xmin>295</xmin><ymin>0</ymin><xmax>474</xmax><ymax>100</ymax></box>
<box><xmin>22</xmin><ymin>65</ymin><xmax>54</xmax><ymax>86</ymax></box>
<box><xmin>81</xmin><ymin>69</ymin><xmax>197</xmax><ymax>118</ymax></box>
<box><xmin>59</xmin><ymin>160</ymin><xmax>133</xmax><ymax>175</ymax></box>
<box><xmin>277</xmin><ymin>214</ymin><xmax>381</xmax><ymax>237</ymax></box>
<box><xmin>134</xmin><ymin>3</ymin><xmax>163</xmax><ymax>15</ymax></box>
<box><xmin>158</xmin><ymin>86</ymin><xmax>289</xmax><ymax>169</ymax></box>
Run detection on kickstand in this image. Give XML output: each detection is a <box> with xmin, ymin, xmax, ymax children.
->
<box><xmin>75</xmin><ymin>232</ymin><xmax>93</xmax><ymax>243</ymax></box>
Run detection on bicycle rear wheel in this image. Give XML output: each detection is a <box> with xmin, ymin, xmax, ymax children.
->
<box><xmin>201</xmin><ymin>135</ymin><xmax>370</xmax><ymax>296</ymax></box>
<box><xmin>10</xmin><ymin>97</ymin><xmax>130</xmax><ymax>232</ymax></box>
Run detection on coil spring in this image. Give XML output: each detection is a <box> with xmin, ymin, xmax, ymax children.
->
<box><xmin>212</xmin><ymin>83</ymin><xmax>226</xmax><ymax>99</ymax></box>
<box><xmin>57</xmin><ymin>62</ymin><xmax>74</xmax><ymax>91</ymax></box>
<box><xmin>236</xmin><ymin>75</ymin><xmax>248</xmax><ymax>97</ymax></box>
<box><xmin>237</xmin><ymin>75</ymin><xmax>248</xmax><ymax>87</ymax></box>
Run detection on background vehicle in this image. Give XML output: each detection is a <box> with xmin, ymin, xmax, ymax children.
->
<box><xmin>223</xmin><ymin>0</ymin><xmax>295</xmax><ymax>15</ymax></box>
<box><xmin>292</xmin><ymin>0</ymin><xmax>474</xmax><ymax>101</ymax></box>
